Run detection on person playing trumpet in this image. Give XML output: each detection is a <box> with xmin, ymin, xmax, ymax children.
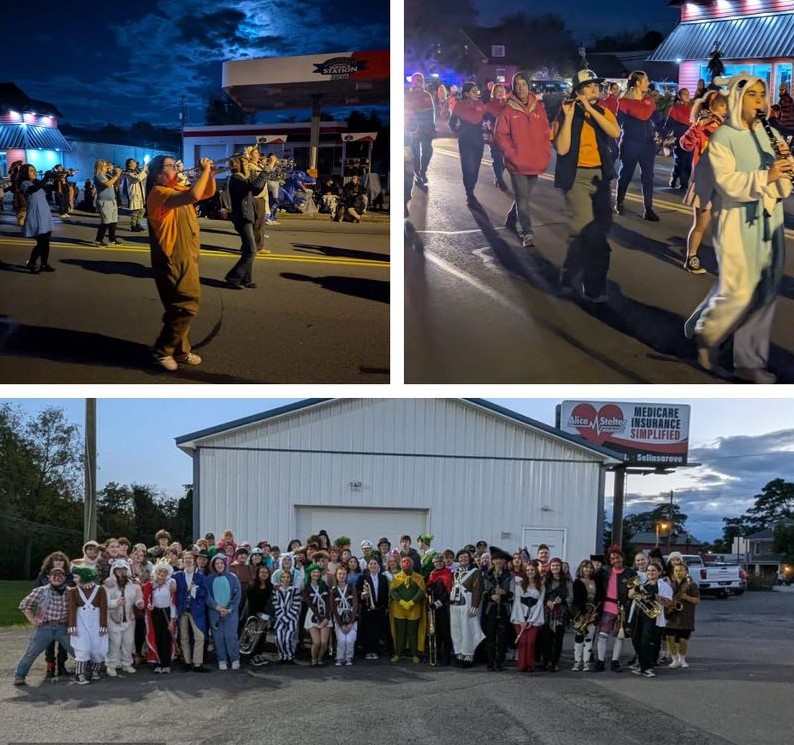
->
<box><xmin>357</xmin><ymin>557</ymin><xmax>389</xmax><ymax>660</ymax></box>
<box><xmin>145</xmin><ymin>155</ymin><xmax>216</xmax><ymax>371</ymax></box>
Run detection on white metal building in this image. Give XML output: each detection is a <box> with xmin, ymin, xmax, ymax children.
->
<box><xmin>176</xmin><ymin>399</ymin><xmax>623</xmax><ymax>562</ymax></box>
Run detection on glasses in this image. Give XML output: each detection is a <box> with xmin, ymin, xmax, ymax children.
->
<box><xmin>162</xmin><ymin>163</ymin><xmax>177</xmax><ymax>170</ymax></box>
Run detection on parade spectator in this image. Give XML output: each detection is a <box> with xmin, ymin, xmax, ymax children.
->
<box><xmin>320</xmin><ymin>176</ymin><xmax>340</xmax><ymax>214</ymax></box>
<box><xmin>777</xmin><ymin>82</ymin><xmax>794</xmax><ymax>143</ymax></box>
<box><xmin>494</xmin><ymin>70</ymin><xmax>552</xmax><ymax>249</ymax></box>
<box><xmin>337</xmin><ymin>174</ymin><xmax>368</xmax><ymax>222</ymax></box>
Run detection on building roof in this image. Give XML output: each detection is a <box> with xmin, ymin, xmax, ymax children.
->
<box><xmin>0</xmin><ymin>82</ymin><xmax>63</xmax><ymax>118</ymax></box>
<box><xmin>648</xmin><ymin>13</ymin><xmax>794</xmax><ymax>62</ymax></box>
<box><xmin>176</xmin><ymin>398</ymin><xmax>626</xmax><ymax>464</ymax></box>
<box><xmin>587</xmin><ymin>52</ymin><xmax>679</xmax><ymax>82</ymax></box>
<box><xmin>748</xmin><ymin>553</ymin><xmax>785</xmax><ymax>565</ymax></box>
<box><xmin>630</xmin><ymin>530</ymin><xmax>704</xmax><ymax>545</ymax></box>
<box><xmin>460</xmin><ymin>27</ymin><xmax>524</xmax><ymax>66</ymax></box>
<box><xmin>0</xmin><ymin>124</ymin><xmax>71</xmax><ymax>151</ymax></box>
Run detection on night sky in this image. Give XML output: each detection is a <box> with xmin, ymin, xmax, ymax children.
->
<box><xmin>475</xmin><ymin>0</ymin><xmax>680</xmax><ymax>41</ymax></box>
<box><xmin>5</xmin><ymin>1</ymin><xmax>389</xmax><ymax>128</ymax></box>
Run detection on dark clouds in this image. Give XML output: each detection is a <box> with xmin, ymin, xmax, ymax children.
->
<box><xmin>6</xmin><ymin>0</ymin><xmax>389</xmax><ymax>126</ymax></box>
<box><xmin>622</xmin><ymin>429</ymin><xmax>794</xmax><ymax>540</ymax></box>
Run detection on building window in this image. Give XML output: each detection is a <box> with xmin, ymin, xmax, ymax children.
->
<box><xmin>496</xmin><ymin>68</ymin><xmax>506</xmax><ymax>84</ymax></box>
<box><xmin>775</xmin><ymin>63</ymin><xmax>793</xmax><ymax>95</ymax></box>
<box><xmin>491</xmin><ymin>45</ymin><xmax>506</xmax><ymax>58</ymax></box>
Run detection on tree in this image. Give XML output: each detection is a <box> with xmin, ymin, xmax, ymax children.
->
<box><xmin>404</xmin><ymin>0</ymin><xmax>479</xmax><ymax>76</ymax></box>
<box><xmin>204</xmin><ymin>94</ymin><xmax>253</xmax><ymax>126</ymax></box>
<box><xmin>773</xmin><ymin>523</ymin><xmax>794</xmax><ymax>562</ymax></box>
<box><xmin>744</xmin><ymin>479</ymin><xmax>794</xmax><ymax>530</ymax></box>
<box><xmin>625</xmin><ymin>503</ymin><xmax>689</xmax><ymax>535</ymax></box>
<box><xmin>591</xmin><ymin>28</ymin><xmax>664</xmax><ymax>53</ymax></box>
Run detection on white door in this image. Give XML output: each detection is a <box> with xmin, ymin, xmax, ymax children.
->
<box><xmin>295</xmin><ymin>506</ymin><xmax>428</xmax><ymax>554</ymax></box>
<box><xmin>522</xmin><ymin>527</ymin><xmax>567</xmax><ymax>562</ymax></box>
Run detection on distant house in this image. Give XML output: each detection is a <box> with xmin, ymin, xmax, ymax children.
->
<box><xmin>648</xmin><ymin>0</ymin><xmax>794</xmax><ymax>96</ymax></box>
<box><xmin>0</xmin><ymin>82</ymin><xmax>71</xmax><ymax>176</ymax></box>
<box><xmin>745</xmin><ymin>521</ymin><xmax>793</xmax><ymax>581</ymax></box>
<box><xmin>586</xmin><ymin>51</ymin><xmax>680</xmax><ymax>91</ymax></box>
<box><xmin>631</xmin><ymin>530</ymin><xmax>705</xmax><ymax>556</ymax></box>
<box><xmin>459</xmin><ymin>27</ymin><xmax>524</xmax><ymax>86</ymax></box>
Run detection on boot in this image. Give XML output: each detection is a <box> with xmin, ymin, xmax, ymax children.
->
<box><xmin>45</xmin><ymin>660</ymin><xmax>56</xmax><ymax>679</ymax></box>
<box><xmin>57</xmin><ymin>662</ymin><xmax>69</xmax><ymax>677</ymax></box>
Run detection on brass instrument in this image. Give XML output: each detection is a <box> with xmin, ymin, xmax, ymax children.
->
<box><xmin>668</xmin><ymin>577</ymin><xmax>691</xmax><ymax>614</ymax></box>
<box><xmin>757</xmin><ymin>111</ymin><xmax>794</xmax><ymax>182</ymax></box>
<box><xmin>427</xmin><ymin>598</ymin><xmax>437</xmax><ymax>666</ymax></box>
<box><xmin>361</xmin><ymin>579</ymin><xmax>375</xmax><ymax>611</ymax></box>
<box><xmin>627</xmin><ymin>572</ymin><xmax>662</xmax><ymax>620</ymax></box>
<box><xmin>572</xmin><ymin>602</ymin><xmax>600</xmax><ymax>634</ymax></box>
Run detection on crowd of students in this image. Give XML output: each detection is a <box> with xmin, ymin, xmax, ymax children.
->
<box><xmin>12</xmin><ymin>529</ymin><xmax>700</xmax><ymax>686</ymax></box>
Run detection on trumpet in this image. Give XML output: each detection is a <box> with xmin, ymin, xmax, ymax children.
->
<box><xmin>572</xmin><ymin>602</ymin><xmax>600</xmax><ymax>634</ymax></box>
<box><xmin>627</xmin><ymin>573</ymin><xmax>662</xmax><ymax>620</ymax></box>
<box><xmin>361</xmin><ymin>580</ymin><xmax>375</xmax><ymax>611</ymax></box>
<box><xmin>757</xmin><ymin>110</ymin><xmax>794</xmax><ymax>181</ymax></box>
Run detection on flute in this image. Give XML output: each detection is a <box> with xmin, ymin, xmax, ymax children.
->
<box><xmin>756</xmin><ymin>110</ymin><xmax>794</xmax><ymax>181</ymax></box>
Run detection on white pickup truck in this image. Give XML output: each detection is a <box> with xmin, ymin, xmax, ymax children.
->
<box><xmin>666</xmin><ymin>554</ymin><xmax>746</xmax><ymax>598</ymax></box>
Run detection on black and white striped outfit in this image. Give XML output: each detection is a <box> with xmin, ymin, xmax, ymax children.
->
<box><xmin>273</xmin><ymin>587</ymin><xmax>302</xmax><ymax>660</ymax></box>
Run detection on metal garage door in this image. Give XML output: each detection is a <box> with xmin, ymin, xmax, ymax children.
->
<box><xmin>295</xmin><ymin>506</ymin><xmax>428</xmax><ymax>554</ymax></box>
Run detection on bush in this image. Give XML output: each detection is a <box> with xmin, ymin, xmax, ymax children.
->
<box><xmin>746</xmin><ymin>575</ymin><xmax>775</xmax><ymax>591</ymax></box>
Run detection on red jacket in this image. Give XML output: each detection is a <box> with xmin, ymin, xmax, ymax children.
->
<box><xmin>667</xmin><ymin>101</ymin><xmax>692</xmax><ymax>126</ymax></box>
<box><xmin>494</xmin><ymin>93</ymin><xmax>551</xmax><ymax>176</ymax></box>
<box><xmin>600</xmin><ymin>94</ymin><xmax>619</xmax><ymax>115</ymax></box>
<box><xmin>679</xmin><ymin>116</ymin><xmax>721</xmax><ymax>168</ymax></box>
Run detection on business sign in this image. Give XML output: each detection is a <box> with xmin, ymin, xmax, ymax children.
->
<box><xmin>558</xmin><ymin>401</ymin><xmax>690</xmax><ymax>466</ymax></box>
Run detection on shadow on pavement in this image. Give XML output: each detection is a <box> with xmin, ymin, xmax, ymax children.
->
<box><xmin>61</xmin><ymin>258</ymin><xmax>152</xmax><ymax>278</ymax></box>
<box><xmin>292</xmin><ymin>243</ymin><xmax>389</xmax><ymax>263</ymax></box>
<box><xmin>280</xmin><ymin>272</ymin><xmax>389</xmax><ymax>304</ymax></box>
<box><xmin>0</xmin><ymin>316</ymin><xmax>262</xmax><ymax>384</ymax></box>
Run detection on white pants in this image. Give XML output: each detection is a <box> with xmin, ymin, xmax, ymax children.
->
<box><xmin>106</xmin><ymin>622</ymin><xmax>135</xmax><ymax>668</ymax></box>
<box><xmin>335</xmin><ymin>622</ymin><xmax>358</xmax><ymax>662</ymax></box>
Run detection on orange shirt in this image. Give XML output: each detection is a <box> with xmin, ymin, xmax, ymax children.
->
<box><xmin>147</xmin><ymin>184</ymin><xmax>196</xmax><ymax>258</ymax></box>
<box><xmin>578</xmin><ymin>107</ymin><xmax>618</xmax><ymax>167</ymax></box>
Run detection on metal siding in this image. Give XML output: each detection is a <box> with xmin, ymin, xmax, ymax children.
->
<box><xmin>195</xmin><ymin>400</ymin><xmax>607</xmax><ymax>563</ymax></box>
<box><xmin>649</xmin><ymin>14</ymin><xmax>794</xmax><ymax>61</ymax></box>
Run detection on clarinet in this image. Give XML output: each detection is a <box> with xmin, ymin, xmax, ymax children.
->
<box><xmin>757</xmin><ymin>111</ymin><xmax>794</xmax><ymax>181</ymax></box>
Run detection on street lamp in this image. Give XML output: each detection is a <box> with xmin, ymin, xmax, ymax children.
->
<box><xmin>655</xmin><ymin>520</ymin><xmax>672</xmax><ymax>548</ymax></box>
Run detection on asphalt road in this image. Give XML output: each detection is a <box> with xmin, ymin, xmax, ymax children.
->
<box><xmin>2</xmin><ymin>589</ymin><xmax>792</xmax><ymax>745</ymax></box>
<box><xmin>405</xmin><ymin>138</ymin><xmax>794</xmax><ymax>383</ymax></box>
<box><xmin>0</xmin><ymin>210</ymin><xmax>389</xmax><ymax>384</ymax></box>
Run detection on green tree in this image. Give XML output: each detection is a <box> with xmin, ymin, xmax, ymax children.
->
<box><xmin>773</xmin><ymin>523</ymin><xmax>794</xmax><ymax>562</ymax></box>
<box><xmin>489</xmin><ymin>13</ymin><xmax>578</xmax><ymax>78</ymax></box>
<box><xmin>744</xmin><ymin>478</ymin><xmax>794</xmax><ymax>530</ymax></box>
<box><xmin>404</xmin><ymin>0</ymin><xmax>479</xmax><ymax>76</ymax></box>
<box><xmin>625</xmin><ymin>503</ymin><xmax>689</xmax><ymax>535</ymax></box>
<box><xmin>205</xmin><ymin>94</ymin><xmax>253</xmax><ymax>126</ymax></box>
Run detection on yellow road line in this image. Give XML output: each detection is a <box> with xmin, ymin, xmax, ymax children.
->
<box><xmin>0</xmin><ymin>238</ymin><xmax>387</xmax><ymax>269</ymax></box>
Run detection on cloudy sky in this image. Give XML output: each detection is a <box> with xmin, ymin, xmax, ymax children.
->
<box><xmin>4</xmin><ymin>397</ymin><xmax>792</xmax><ymax>543</ymax></box>
<box><xmin>5</xmin><ymin>1</ymin><xmax>389</xmax><ymax>127</ymax></box>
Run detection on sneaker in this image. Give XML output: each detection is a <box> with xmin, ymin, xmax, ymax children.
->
<box><xmin>91</xmin><ymin>670</ymin><xmax>101</xmax><ymax>681</ymax></box>
<box><xmin>218</xmin><ymin>661</ymin><xmax>228</xmax><ymax>671</ymax></box>
<box><xmin>243</xmin><ymin>281</ymin><xmax>258</xmax><ymax>289</ymax></box>
<box><xmin>335</xmin><ymin>660</ymin><xmax>344</xmax><ymax>666</ymax></box>
<box><xmin>390</xmin><ymin>655</ymin><xmax>400</xmax><ymax>663</ymax></box>
<box><xmin>642</xmin><ymin>670</ymin><xmax>656</xmax><ymax>678</ymax></box>
<box><xmin>347</xmin><ymin>207</ymin><xmax>361</xmax><ymax>222</ymax></box>
<box><xmin>25</xmin><ymin>261</ymin><xmax>41</xmax><ymax>274</ymax></box>
<box><xmin>94</xmin><ymin>240</ymin><xmax>109</xmax><ymax>247</ymax></box>
<box><xmin>155</xmin><ymin>355</ymin><xmax>178</xmax><ymax>372</ymax></box>
<box><xmin>521</xmin><ymin>233</ymin><xmax>535</xmax><ymax>249</ymax></box>
<box><xmin>679</xmin><ymin>658</ymin><xmax>689</xmax><ymax>668</ymax></box>
<box><xmin>583</xmin><ymin>662</ymin><xmax>592</xmax><ymax>672</ymax></box>
<box><xmin>112</xmin><ymin>239</ymin><xmax>124</xmax><ymax>245</ymax></box>
<box><xmin>629</xmin><ymin>661</ymin><xmax>641</xmax><ymax>672</ymax></box>
<box><xmin>571</xmin><ymin>661</ymin><xmax>583</xmax><ymax>672</ymax></box>
<box><xmin>153</xmin><ymin>667</ymin><xmax>162</xmax><ymax>674</ymax></box>
<box><xmin>643</xmin><ymin>209</ymin><xmax>660</xmax><ymax>222</ymax></box>
<box><xmin>106</xmin><ymin>667</ymin><xmax>118</xmax><ymax>677</ymax></box>
<box><xmin>226</xmin><ymin>281</ymin><xmax>246</xmax><ymax>290</ymax></box>
<box><xmin>193</xmin><ymin>665</ymin><xmax>210</xmax><ymax>672</ymax></box>
<box><xmin>13</xmin><ymin>676</ymin><xmax>26</xmax><ymax>686</ymax></box>
<box><xmin>122</xmin><ymin>666</ymin><xmax>136</xmax><ymax>674</ymax></box>
<box><xmin>684</xmin><ymin>255</ymin><xmax>706</xmax><ymax>274</ymax></box>
<box><xmin>264</xmin><ymin>219</ymin><xmax>281</xmax><ymax>225</ymax></box>
<box><xmin>40</xmin><ymin>264</ymin><xmax>56</xmax><ymax>272</ymax></box>
<box><xmin>74</xmin><ymin>674</ymin><xmax>90</xmax><ymax>685</ymax></box>
<box><xmin>251</xmin><ymin>655</ymin><xmax>270</xmax><ymax>667</ymax></box>
<box><xmin>175</xmin><ymin>352</ymin><xmax>202</xmax><ymax>366</ymax></box>
<box><xmin>231</xmin><ymin>661</ymin><xmax>240</xmax><ymax>670</ymax></box>
<box><xmin>668</xmin><ymin>658</ymin><xmax>682</xmax><ymax>668</ymax></box>
<box><xmin>346</xmin><ymin>659</ymin><xmax>354</xmax><ymax>666</ymax></box>
<box><xmin>161</xmin><ymin>667</ymin><xmax>171</xmax><ymax>674</ymax></box>
<box><xmin>631</xmin><ymin>668</ymin><xmax>642</xmax><ymax>676</ymax></box>
<box><xmin>733</xmin><ymin>367</ymin><xmax>777</xmax><ymax>384</ymax></box>
<box><xmin>614</xmin><ymin>201</ymin><xmax>625</xmax><ymax>216</ymax></box>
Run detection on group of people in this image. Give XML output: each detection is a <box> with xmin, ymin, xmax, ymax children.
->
<box><xmin>406</xmin><ymin>68</ymin><xmax>793</xmax><ymax>383</ymax></box>
<box><xmin>13</xmin><ymin>527</ymin><xmax>700</xmax><ymax>687</ymax></box>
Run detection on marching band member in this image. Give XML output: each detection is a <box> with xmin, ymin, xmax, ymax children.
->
<box><xmin>426</xmin><ymin>553</ymin><xmax>453</xmax><ymax>665</ymax></box>
<box><xmin>174</xmin><ymin>549</ymin><xmax>209</xmax><ymax>672</ymax></box>
<box><xmin>664</xmin><ymin>562</ymin><xmax>700</xmax><ymax>668</ymax></box>
<box><xmin>303</xmin><ymin>563</ymin><xmax>331</xmax><ymax>666</ymax></box>
<box><xmin>357</xmin><ymin>557</ymin><xmax>390</xmax><ymax>660</ymax></box>
<box><xmin>330</xmin><ymin>565</ymin><xmax>359</xmax><ymax>665</ymax></box>
<box><xmin>511</xmin><ymin>560</ymin><xmax>544</xmax><ymax>673</ymax></box>
<box><xmin>272</xmin><ymin>569</ymin><xmax>302</xmax><ymax>664</ymax></box>
<box><xmin>104</xmin><ymin>559</ymin><xmax>144</xmax><ymax>676</ymax></box>
<box><xmin>571</xmin><ymin>559</ymin><xmax>603</xmax><ymax>671</ymax></box>
<box><xmin>595</xmin><ymin>546</ymin><xmax>636</xmax><ymax>672</ymax></box>
<box><xmin>389</xmin><ymin>556</ymin><xmax>426</xmax><ymax>663</ymax></box>
<box><xmin>539</xmin><ymin>557</ymin><xmax>571</xmax><ymax>671</ymax></box>
<box><xmin>482</xmin><ymin>545</ymin><xmax>513</xmax><ymax>671</ymax></box>
<box><xmin>449</xmin><ymin>548</ymin><xmax>485</xmax><ymax>667</ymax></box>
<box><xmin>629</xmin><ymin>562</ymin><xmax>673</xmax><ymax>678</ymax></box>
<box><xmin>123</xmin><ymin>158</ymin><xmax>148</xmax><ymax>232</ymax></box>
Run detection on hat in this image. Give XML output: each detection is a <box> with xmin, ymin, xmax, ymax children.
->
<box><xmin>476</xmin><ymin>540</ymin><xmax>488</xmax><ymax>548</ymax></box>
<box><xmin>83</xmin><ymin>540</ymin><xmax>99</xmax><ymax>551</ymax></box>
<box><xmin>153</xmin><ymin>559</ymin><xmax>174</xmax><ymax>578</ymax></box>
<box><xmin>194</xmin><ymin>548</ymin><xmax>210</xmax><ymax>559</ymax></box>
<box><xmin>572</xmin><ymin>68</ymin><xmax>604</xmax><ymax>90</ymax></box>
<box><xmin>590</xmin><ymin>554</ymin><xmax>605</xmax><ymax>563</ymax></box>
<box><xmin>463</xmin><ymin>544</ymin><xmax>476</xmax><ymax>554</ymax></box>
<box><xmin>257</xmin><ymin>540</ymin><xmax>270</xmax><ymax>549</ymax></box>
<box><xmin>377</xmin><ymin>537</ymin><xmax>390</xmax><ymax>546</ymax></box>
<box><xmin>72</xmin><ymin>565</ymin><xmax>98</xmax><ymax>583</ymax></box>
<box><xmin>667</xmin><ymin>551</ymin><xmax>684</xmax><ymax>562</ymax></box>
<box><xmin>204</xmin><ymin>532</ymin><xmax>215</xmax><ymax>540</ymax></box>
<box><xmin>110</xmin><ymin>559</ymin><xmax>130</xmax><ymax>574</ymax></box>
<box><xmin>249</xmin><ymin>547</ymin><xmax>263</xmax><ymax>555</ymax></box>
<box><xmin>417</xmin><ymin>534</ymin><xmax>433</xmax><ymax>545</ymax></box>
<box><xmin>489</xmin><ymin>545</ymin><xmax>511</xmax><ymax>562</ymax></box>
<box><xmin>361</xmin><ymin>540</ymin><xmax>373</xmax><ymax>549</ymax></box>
<box><xmin>48</xmin><ymin>566</ymin><xmax>67</xmax><ymax>577</ymax></box>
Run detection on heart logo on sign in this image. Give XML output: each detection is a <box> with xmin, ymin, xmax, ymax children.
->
<box><xmin>567</xmin><ymin>403</ymin><xmax>626</xmax><ymax>444</ymax></box>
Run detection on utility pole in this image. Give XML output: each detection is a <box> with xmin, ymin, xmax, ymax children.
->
<box><xmin>612</xmin><ymin>467</ymin><xmax>626</xmax><ymax>548</ymax></box>
<box><xmin>668</xmin><ymin>489</ymin><xmax>674</xmax><ymax>552</ymax></box>
<box><xmin>84</xmin><ymin>399</ymin><xmax>97</xmax><ymax>543</ymax></box>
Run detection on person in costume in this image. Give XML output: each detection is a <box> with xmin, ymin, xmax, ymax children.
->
<box><xmin>511</xmin><ymin>560</ymin><xmax>544</xmax><ymax>673</ymax></box>
<box><xmin>426</xmin><ymin>553</ymin><xmax>453</xmax><ymax>665</ymax></box>
<box><xmin>72</xmin><ymin>540</ymin><xmax>100</xmax><ymax>570</ymax></box>
<box><xmin>242</xmin><ymin>564</ymin><xmax>274</xmax><ymax>667</ymax></box>
<box><xmin>389</xmin><ymin>556</ymin><xmax>426</xmax><ymax>663</ymax></box>
<box><xmin>67</xmin><ymin>565</ymin><xmax>108</xmax><ymax>685</ymax></box>
<box><xmin>14</xmin><ymin>566</ymin><xmax>73</xmax><ymax>686</ymax></box>
<box><xmin>104</xmin><ymin>559</ymin><xmax>144</xmax><ymax>676</ymax></box>
<box><xmin>664</xmin><ymin>562</ymin><xmax>700</xmax><ymax>669</ymax></box>
<box><xmin>174</xmin><ymin>549</ymin><xmax>209</xmax><ymax>672</ymax></box>
<box><xmin>595</xmin><ymin>546</ymin><xmax>636</xmax><ymax>672</ymax></box>
<box><xmin>571</xmin><ymin>559</ymin><xmax>604</xmax><ymax>672</ymax></box>
<box><xmin>272</xmin><ymin>552</ymin><xmax>304</xmax><ymax>589</ymax></box>
<box><xmin>35</xmin><ymin>551</ymin><xmax>73</xmax><ymax>679</ymax></box>
<box><xmin>538</xmin><ymin>557</ymin><xmax>571</xmax><ymax>672</ymax></box>
<box><xmin>205</xmin><ymin>554</ymin><xmax>242</xmax><ymax>670</ymax></box>
<box><xmin>272</xmin><ymin>569</ymin><xmax>302</xmax><ymax>664</ymax></box>
<box><xmin>687</xmin><ymin>73</ymin><xmax>793</xmax><ymax>383</ymax></box>
<box><xmin>481</xmin><ymin>545</ymin><xmax>514</xmax><ymax>671</ymax></box>
<box><xmin>303</xmin><ymin>563</ymin><xmax>332</xmax><ymax>666</ymax></box>
<box><xmin>377</xmin><ymin>536</ymin><xmax>399</xmax><ymax>568</ymax></box>
<box><xmin>417</xmin><ymin>534</ymin><xmax>437</xmax><ymax>579</ymax></box>
<box><xmin>629</xmin><ymin>562</ymin><xmax>672</xmax><ymax>678</ymax></box>
<box><xmin>330</xmin><ymin>565</ymin><xmax>359</xmax><ymax>665</ymax></box>
<box><xmin>449</xmin><ymin>548</ymin><xmax>485</xmax><ymax>667</ymax></box>
<box><xmin>346</xmin><ymin>556</ymin><xmax>362</xmax><ymax>587</ymax></box>
<box><xmin>357</xmin><ymin>557</ymin><xmax>390</xmax><ymax>660</ymax></box>
<box><xmin>143</xmin><ymin>560</ymin><xmax>177</xmax><ymax>674</ymax></box>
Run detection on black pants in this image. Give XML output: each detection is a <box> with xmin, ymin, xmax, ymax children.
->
<box><xmin>96</xmin><ymin>222</ymin><xmax>117</xmax><ymax>242</ymax></box>
<box><xmin>225</xmin><ymin>220</ymin><xmax>256</xmax><ymax>286</ymax></box>
<box><xmin>539</xmin><ymin>624</ymin><xmax>565</xmax><ymax>666</ymax></box>
<box><xmin>484</xmin><ymin>609</ymin><xmax>510</xmax><ymax>667</ymax></box>
<box><xmin>45</xmin><ymin>639</ymin><xmax>68</xmax><ymax>668</ymax></box>
<box><xmin>359</xmin><ymin>608</ymin><xmax>387</xmax><ymax>655</ymax></box>
<box><xmin>152</xmin><ymin>608</ymin><xmax>173</xmax><ymax>666</ymax></box>
<box><xmin>428</xmin><ymin>606</ymin><xmax>452</xmax><ymax>665</ymax></box>
<box><xmin>458</xmin><ymin>137</ymin><xmax>484</xmax><ymax>198</ymax></box>
<box><xmin>636</xmin><ymin>613</ymin><xmax>660</xmax><ymax>671</ymax></box>
<box><xmin>411</xmin><ymin>133</ymin><xmax>434</xmax><ymax>176</ymax></box>
<box><xmin>617</xmin><ymin>139</ymin><xmax>656</xmax><ymax>211</ymax></box>
<box><xmin>28</xmin><ymin>232</ymin><xmax>51</xmax><ymax>267</ymax></box>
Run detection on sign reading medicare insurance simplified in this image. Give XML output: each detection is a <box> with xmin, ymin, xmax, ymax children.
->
<box><xmin>557</xmin><ymin>401</ymin><xmax>691</xmax><ymax>466</ymax></box>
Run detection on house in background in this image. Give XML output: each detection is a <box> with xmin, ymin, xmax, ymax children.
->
<box><xmin>648</xmin><ymin>0</ymin><xmax>794</xmax><ymax>96</ymax></box>
<box><xmin>631</xmin><ymin>530</ymin><xmax>705</xmax><ymax>556</ymax></box>
<box><xmin>745</xmin><ymin>520</ymin><xmax>794</xmax><ymax>581</ymax></box>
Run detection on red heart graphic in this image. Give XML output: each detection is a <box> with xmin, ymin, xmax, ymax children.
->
<box><xmin>569</xmin><ymin>403</ymin><xmax>626</xmax><ymax>445</ymax></box>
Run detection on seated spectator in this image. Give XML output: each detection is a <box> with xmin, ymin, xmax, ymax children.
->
<box><xmin>334</xmin><ymin>174</ymin><xmax>368</xmax><ymax>223</ymax></box>
<box><xmin>320</xmin><ymin>177</ymin><xmax>341</xmax><ymax>214</ymax></box>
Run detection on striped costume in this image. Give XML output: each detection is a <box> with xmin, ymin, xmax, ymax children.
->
<box><xmin>272</xmin><ymin>586</ymin><xmax>302</xmax><ymax>661</ymax></box>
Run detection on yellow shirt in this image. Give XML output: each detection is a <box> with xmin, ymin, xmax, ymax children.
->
<box><xmin>578</xmin><ymin>108</ymin><xmax>618</xmax><ymax>168</ymax></box>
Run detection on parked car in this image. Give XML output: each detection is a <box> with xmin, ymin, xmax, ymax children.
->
<box><xmin>665</xmin><ymin>554</ymin><xmax>745</xmax><ymax>597</ymax></box>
